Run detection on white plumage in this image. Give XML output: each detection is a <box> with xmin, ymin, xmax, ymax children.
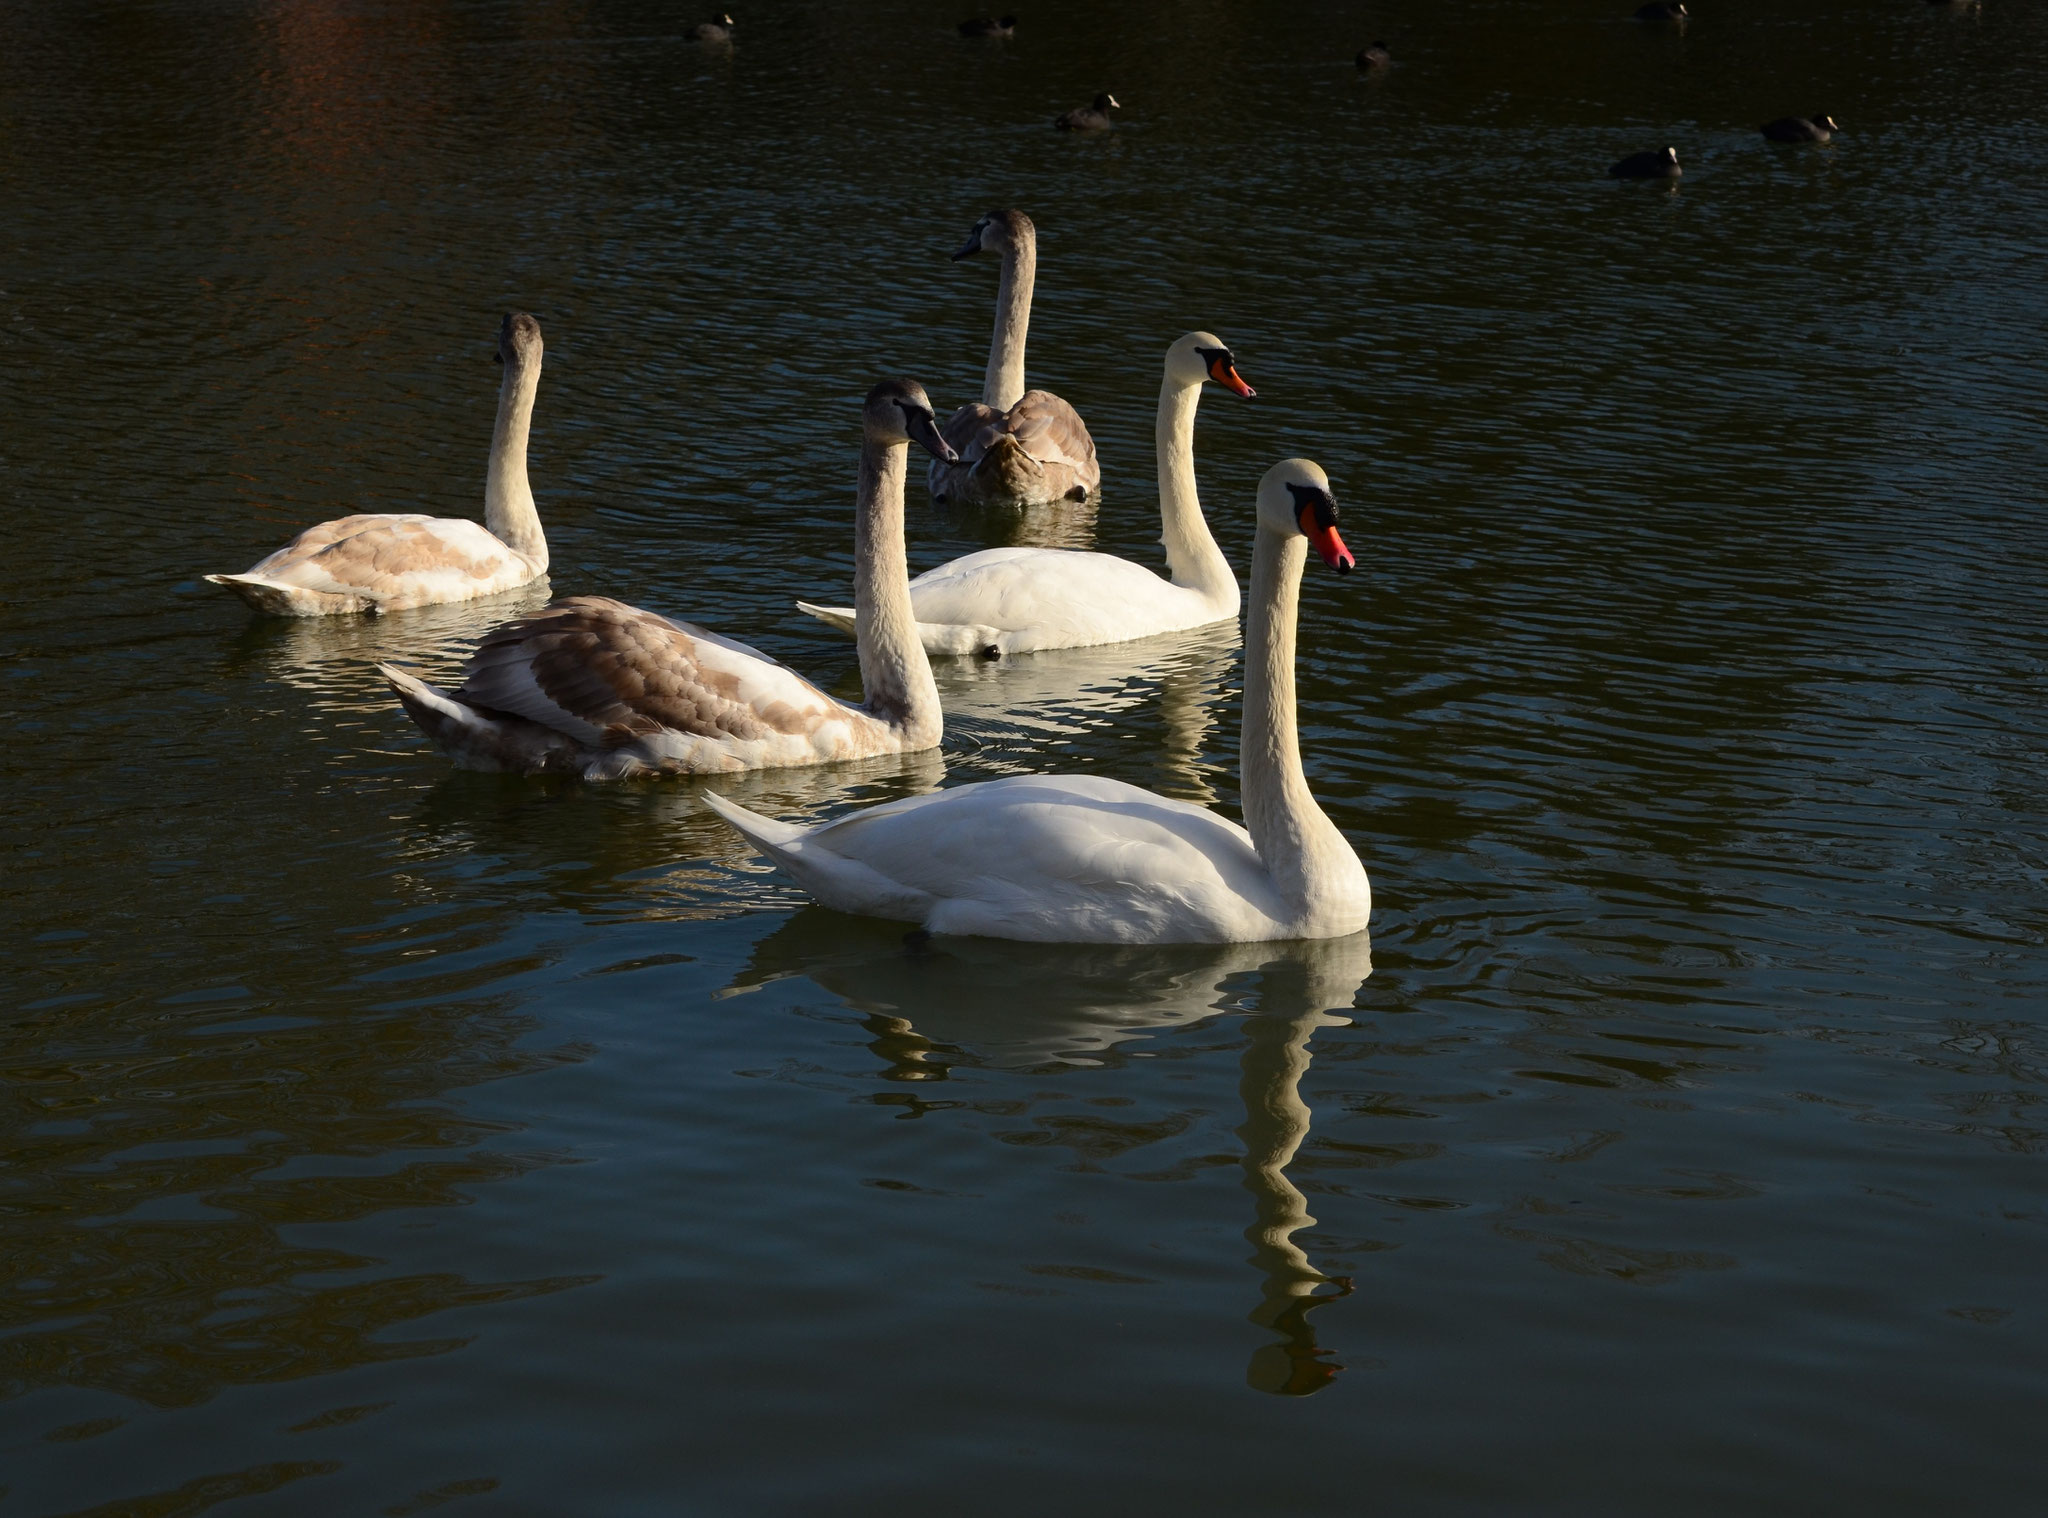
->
<box><xmin>718</xmin><ymin>459</ymin><xmax>1370</xmax><ymax>945</ymax></box>
<box><xmin>799</xmin><ymin>330</ymin><xmax>1254</xmax><ymax>656</ymax></box>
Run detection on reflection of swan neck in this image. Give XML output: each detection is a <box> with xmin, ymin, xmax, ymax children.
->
<box><xmin>985</xmin><ymin>225</ymin><xmax>1036</xmax><ymax>412</ymax></box>
<box><xmin>854</xmin><ymin>435</ymin><xmax>942</xmax><ymax>745</ymax></box>
<box><xmin>1151</xmin><ymin>637</ymin><xmax>1232</xmax><ymax>803</ymax></box>
<box><xmin>1239</xmin><ymin>1006</ymin><xmax>1350</xmax><ymax>1396</ymax></box>
<box><xmin>1155</xmin><ymin>375</ymin><xmax>1236</xmax><ymax>604</ymax></box>
<box><xmin>484</xmin><ymin>358</ymin><xmax>546</xmax><ymax>567</ymax></box>
<box><xmin>1242</xmin><ymin>528</ymin><xmax>1368</xmax><ymax>932</ymax></box>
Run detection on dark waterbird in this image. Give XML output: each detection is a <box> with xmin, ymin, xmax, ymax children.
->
<box><xmin>958</xmin><ymin>14</ymin><xmax>1017</xmax><ymax>36</ymax></box>
<box><xmin>1055</xmin><ymin>93</ymin><xmax>1120</xmax><ymax>131</ymax></box>
<box><xmin>1763</xmin><ymin>114</ymin><xmax>1839</xmax><ymax>143</ymax></box>
<box><xmin>1356</xmin><ymin>41</ymin><xmax>1392</xmax><ymax>70</ymax></box>
<box><xmin>1611</xmin><ymin>146</ymin><xmax>1682</xmax><ymax>179</ymax></box>
<box><xmin>1634</xmin><ymin>2</ymin><xmax>1688</xmax><ymax>17</ymax></box>
<box><xmin>684</xmin><ymin>12</ymin><xmax>733</xmax><ymax>41</ymax></box>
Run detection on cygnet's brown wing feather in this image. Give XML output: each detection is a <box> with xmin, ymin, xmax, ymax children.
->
<box><xmin>249</xmin><ymin>514</ymin><xmax>523</xmax><ymax>597</ymax></box>
<box><xmin>454</xmin><ymin>596</ymin><xmax>847</xmax><ymax>747</ymax></box>
<box><xmin>1003</xmin><ymin>390</ymin><xmax>1101</xmax><ymax>492</ymax></box>
<box><xmin>940</xmin><ymin>402</ymin><xmax>1007</xmax><ymax>462</ymax></box>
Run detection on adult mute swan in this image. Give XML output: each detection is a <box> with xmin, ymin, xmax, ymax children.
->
<box><xmin>377</xmin><ymin>380</ymin><xmax>958</xmax><ymax>779</ymax></box>
<box><xmin>926</xmin><ymin>211</ymin><xmax>1100</xmax><ymax>509</ymax></box>
<box><xmin>206</xmin><ymin>313</ymin><xmax>550</xmax><ymax>617</ymax></box>
<box><xmin>799</xmin><ymin>330</ymin><xmax>1253</xmax><ymax>657</ymax></box>
<box><xmin>711</xmin><ymin>459</ymin><xmax>1369</xmax><ymax>944</ymax></box>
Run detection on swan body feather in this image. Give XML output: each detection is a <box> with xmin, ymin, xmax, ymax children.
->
<box><xmin>383</xmin><ymin>597</ymin><xmax>911</xmax><ymax>778</ymax></box>
<box><xmin>207</xmin><ymin>514</ymin><xmax>540</xmax><ymax>616</ymax></box>
<box><xmin>799</xmin><ymin>545</ymin><xmax>1231</xmax><ymax>657</ymax></box>
<box><xmin>705</xmin><ymin>774</ymin><xmax>1320</xmax><ymax>944</ymax></box>
<box><xmin>929</xmin><ymin>391</ymin><xmax>1100</xmax><ymax>508</ymax></box>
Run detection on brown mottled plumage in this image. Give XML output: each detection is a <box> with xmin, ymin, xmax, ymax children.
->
<box><xmin>929</xmin><ymin>211</ymin><xmax>1101</xmax><ymax>508</ymax></box>
<box><xmin>382</xmin><ymin>379</ymin><xmax>958</xmax><ymax>779</ymax></box>
<box><xmin>207</xmin><ymin>313</ymin><xmax>549</xmax><ymax>617</ymax></box>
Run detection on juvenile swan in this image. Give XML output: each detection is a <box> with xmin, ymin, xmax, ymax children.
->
<box><xmin>206</xmin><ymin>313</ymin><xmax>549</xmax><ymax>617</ymax></box>
<box><xmin>925</xmin><ymin>210</ymin><xmax>1099</xmax><ymax>509</ymax></box>
<box><xmin>378</xmin><ymin>381</ymin><xmax>957</xmax><ymax>778</ymax></box>
<box><xmin>801</xmin><ymin>331</ymin><xmax>1253</xmax><ymax>656</ymax></box>
<box><xmin>718</xmin><ymin>459</ymin><xmax>1370</xmax><ymax>944</ymax></box>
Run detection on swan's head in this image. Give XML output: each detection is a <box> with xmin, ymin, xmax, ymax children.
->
<box><xmin>715</xmin><ymin>12</ymin><xmax>734</xmax><ymax>25</ymax></box>
<box><xmin>1258</xmin><ymin>459</ymin><xmax>1355</xmax><ymax>575</ymax></box>
<box><xmin>1092</xmin><ymin>93</ymin><xmax>1121</xmax><ymax>112</ymax></box>
<box><xmin>496</xmin><ymin>311</ymin><xmax>543</xmax><ymax>374</ymax></box>
<box><xmin>1167</xmin><ymin>330</ymin><xmax>1254</xmax><ymax>398</ymax></box>
<box><xmin>953</xmin><ymin>208</ymin><xmax>1034</xmax><ymax>261</ymax></box>
<box><xmin>1814</xmin><ymin>114</ymin><xmax>1839</xmax><ymax>131</ymax></box>
<box><xmin>865</xmin><ymin>379</ymin><xmax>960</xmax><ymax>463</ymax></box>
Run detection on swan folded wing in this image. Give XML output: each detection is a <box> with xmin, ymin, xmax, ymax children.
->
<box><xmin>939</xmin><ymin>402</ymin><xmax>1007</xmax><ymax>463</ymax></box>
<box><xmin>907</xmin><ymin>548</ymin><xmax>1201</xmax><ymax>638</ymax></box>
<box><xmin>1003</xmin><ymin>390</ymin><xmax>1100</xmax><ymax>489</ymax></box>
<box><xmin>250</xmin><ymin>515</ymin><xmax>522</xmax><ymax>600</ymax></box>
<box><xmin>452</xmin><ymin>595</ymin><xmax>851</xmax><ymax>748</ymax></box>
<box><xmin>805</xmin><ymin>775</ymin><xmax>1283</xmax><ymax>937</ymax></box>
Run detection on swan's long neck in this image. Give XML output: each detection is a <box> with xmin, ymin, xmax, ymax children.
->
<box><xmin>1156</xmin><ymin>377</ymin><xmax>1239</xmax><ymax>610</ymax></box>
<box><xmin>854</xmin><ymin>437</ymin><xmax>942</xmax><ymax>746</ymax></box>
<box><xmin>1240</xmin><ymin>530</ymin><xmax>1369</xmax><ymax>932</ymax></box>
<box><xmin>484</xmin><ymin>361</ymin><xmax>546</xmax><ymax>568</ymax></box>
<box><xmin>984</xmin><ymin>230</ymin><xmax>1035</xmax><ymax>412</ymax></box>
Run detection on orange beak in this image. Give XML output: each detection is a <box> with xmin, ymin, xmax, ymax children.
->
<box><xmin>1299</xmin><ymin>505</ymin><xmax>1354</xmax><ymax>573</ymax></box>
<box><xmin>1208</xmin><ymin>355</ymin><xmax>1255</xmax><ymax>398</ymax></box>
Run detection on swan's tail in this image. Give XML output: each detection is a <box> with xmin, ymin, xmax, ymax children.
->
<box><xmin>700</xmin><ymin>788</ymin><xmax>811</xmax><ymax>862</ymax></box>
<box><xmin>794</xmin><ymin>601</ymin><xmax>859</xmax><ymax>639</ymax></box>
<box><xmin>700</xmin><ymin>789</ymin><xmax>934</xmax><ymax>923</ymax></box>
<box><xmin>972</xmin><ymin>434</ymin><xmax>1048</xmax><ymax>499</ymax></box>
<box><xmin>378</xmin><ymin>662</ymin><xmax>583</xmax><ymax>774</ymax></box>
<box><xmin>205</xmin><ymin>572</ymin><xmax>322</xmax><ymax>617</ymax></box>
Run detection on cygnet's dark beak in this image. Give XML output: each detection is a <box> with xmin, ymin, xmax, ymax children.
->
<box><xmin>903</xmin><ymin>404</ymin><xmax>960</xmax><ymax>464</ymax></box>
<box><xmin>952</xmin><ymin>229</ymin><xmax>985</xmax><ymax>261</ymax></box>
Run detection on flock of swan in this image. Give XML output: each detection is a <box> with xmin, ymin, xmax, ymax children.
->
<box><xmin>206</xmin><ymin>211</ymin><xmax>1371</xmax><ymax>949</ymax></box>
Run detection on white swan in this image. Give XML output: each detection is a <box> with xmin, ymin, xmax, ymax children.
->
<box><xmin>712</xmin><ymin>459</ymin><xmax>1368</xmax><ymax>943</ymax></box>
<box><xmin>207</xmin><ymin>313</ymin><xmax>550</xmax><ymax>617</ymax></box>
<box><xmin>800</xmin><ymin>330</ymin><xmax>1255</xmax><ymax>657</ymax></box>
<box><xmin>377</xmin><ymin>380</ymin><xmax>958</xmax><ymax>779</ymax></box>
<box><xmin>926</xmin><ymin>211</ymin><xmax>1100</xmax><ymax>509</ymax></box>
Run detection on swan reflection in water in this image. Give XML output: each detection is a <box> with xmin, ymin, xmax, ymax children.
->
<box><xmin>726</xmin><ymin>914</ymin><xmax>1372</xmax><ymax>1393</ymax></box>
<box><xmin>938</xmin><ymin>485</ymin><xmax>1099</xmax><ymax>551</ymax></box>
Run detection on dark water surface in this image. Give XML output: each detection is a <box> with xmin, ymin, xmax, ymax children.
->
<box><xmin>5</xmin><ymin>0</ymin><xmax>2046</xmax><ymax>1512</ymax></box>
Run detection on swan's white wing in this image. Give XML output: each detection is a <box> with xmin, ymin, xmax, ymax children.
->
<box><xmin>247</xmin><ymin>515</ymin><xmax>527</xmax><ymax>602</ymax></box>
<box><xmin>1004</xmin><ymin>390</ymin><xmax>1100</xmax><ymax>491</ymax></box>
<box><xmin>906</xmin><ymin>548</ymin><xmax>1222</xmax><ymax>645</ymax></box>
<box><xmin>799</xmin><ymin>774</ymin><xmax>1290</xmax><ymax>942</ymax></box>
<box><xmin>454</xmin><ymin>596</ymin><xmax>862</xmax><ymax>748</ymax></box>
